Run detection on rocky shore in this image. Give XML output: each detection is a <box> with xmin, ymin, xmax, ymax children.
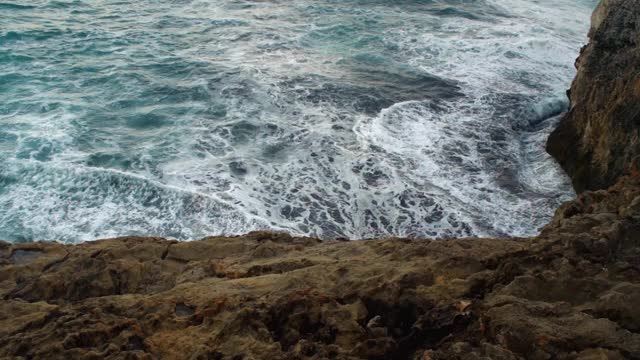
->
<box><xmin>2</xmin><ymin>0</ymin><xmax>640</xmax><ymax>359</ymax></box>
<box><xmin>547</xmin><ymin>0</ymin><xmax>640</xmax><ymax>192</ymax></box>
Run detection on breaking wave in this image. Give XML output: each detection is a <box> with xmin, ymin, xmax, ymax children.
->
<box><xmin>0</xmin><ymin>0</ymin><xmax>598</xmax><ymax>242</ymax></box>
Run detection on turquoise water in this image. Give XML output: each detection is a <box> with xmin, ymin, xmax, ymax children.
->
<box><xmin>0</xmin><ymin>0</ymin><xmax>597</xmax><ymax>242</ymax></box>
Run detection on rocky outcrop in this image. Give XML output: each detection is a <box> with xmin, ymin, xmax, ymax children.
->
<box><xmin>547</xmin><ymin>0</ymin><xmax>640</xmax><ymax>192</ymax></box>
<box><xmin>2</xmin><ymin>1</ymin><xmax>640</xmax><ymax>359</ymax></box>
<box><xmin>2</xmin><ymin>175</ymin><xmax>640</xmax><ymax>359</ymax></box>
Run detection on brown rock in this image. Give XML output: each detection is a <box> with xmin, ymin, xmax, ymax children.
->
<box><xmin>1</xmin><ymin>177</ymin><xmax>640</xmax><ymax>359</ymax></box>
<box><xmin>547</xmin><ymin>0</ymin><xmax>640</xmax><ymax>192</ymax></box>
<box><xmin>3</xmin><ymin>1</ymin><xmax>640</xmax><ymax>359</ymax></box>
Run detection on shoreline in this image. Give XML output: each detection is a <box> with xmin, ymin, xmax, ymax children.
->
<box><xmin>2</xmin><ymin>0</ymin><xmax>640</xmax><ymax>358</ymax></box>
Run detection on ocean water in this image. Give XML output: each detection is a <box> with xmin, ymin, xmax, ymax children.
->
<box><xmin>0</xmin><ymin>0</ymin><xmax>598</xmax><ymax>243</ymax></box>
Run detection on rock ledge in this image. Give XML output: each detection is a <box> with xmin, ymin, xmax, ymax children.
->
<box><xmin>3</xmin><ymin>0</ymin><xmax>640</xmax><ymax>359</ymax></box>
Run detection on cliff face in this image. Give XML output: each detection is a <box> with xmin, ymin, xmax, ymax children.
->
<box><xmin>547</xmin><ymin>0</ymin><xmax>640</xmax><ymax>193</ymax></box>
<box><xmin>2</xmin><ymin>177</ymin><xmax>640</xmax><ymax>360</ymax></box>
<box><xmin>2</xmin><ymin>1</ymin><xmax>640</xmax><ymax>360</ymax></box>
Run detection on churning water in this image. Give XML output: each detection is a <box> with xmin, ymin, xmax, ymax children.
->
<box><xmin>0</xmin><ymin>0</ymin><xmax>598</xmax><ymax>242</ymax></box>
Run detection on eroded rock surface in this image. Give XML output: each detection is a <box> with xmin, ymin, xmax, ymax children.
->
<box><xmin>2</xmin><ymin>175</ymin><xmax>640</xmax><ymax>359</ymax></box>
<box><xmin>547</xmin><ymin>0</ymin><xmax>640</xmax><ymax>192</ymax></box>
<box><xmin>2</xmin><ymin>0</ymin><xmax>640</xmax><ymax>359</ymax></box>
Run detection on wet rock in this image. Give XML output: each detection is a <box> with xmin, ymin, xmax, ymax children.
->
<box><xmin>9</xmin><ymin>249</ymin><xmax>43</xmax><ymax>264</ymax></box>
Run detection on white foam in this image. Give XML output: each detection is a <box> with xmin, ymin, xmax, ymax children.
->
<box><xmin>0</xmin><ymin>0</ymin><xmax>596</xmax><ymax>242</ymax></box>
<box><xmin>0</xmin><ymin>159</ymin><xmax>283</xmax><ymax>242</ymax></box>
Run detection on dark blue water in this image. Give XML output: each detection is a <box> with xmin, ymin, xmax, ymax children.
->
<box><xmin>0</xmin><ymin>0</ymin><xmax>597</xmax><ymax>242</ymax></box>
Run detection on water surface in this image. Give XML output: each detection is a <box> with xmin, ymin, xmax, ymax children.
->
<box><xmin>0</xmin><ymin>0</ymin><xmax>597</xmax><ymax>242</ymax></box>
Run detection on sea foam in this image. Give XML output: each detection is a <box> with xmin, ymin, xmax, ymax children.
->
<box><xmin>0</xmin><ymin>0</ymin><xmax>597</xmax><ymax>242</ymax></box>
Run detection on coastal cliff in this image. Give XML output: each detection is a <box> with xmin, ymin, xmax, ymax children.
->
<box><xmin>547</xmin><ymin>0</ymin><xmax>640</xmax><ymax>192</ymax></box>
<box><xmin>2</xmin><ymin>1</ymin><xmax>640</xmax><ymax>359</ymax></box>
<box><xmin>2</xmin><ymin>178</ymin><xmax>640</xmax><ymax>360</ymax></box>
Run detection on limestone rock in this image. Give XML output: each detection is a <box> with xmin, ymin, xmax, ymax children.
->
<box><xmin>547</xmin><ymin>0</ymin><xmax>640</xmax><ymax>192</ymax></box>
<box><xmin>1</xmin><ymin>176</ymin><xmax>640</xmax><ymax>359</ymax></box>
<box><xmin>2</xmin><ymin>0</ymin><xmax>640</xmax><ymax>359</ymax></box>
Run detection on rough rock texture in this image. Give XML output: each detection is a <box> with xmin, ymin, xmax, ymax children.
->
<box><xmin>2</xmin><ymin>176</ymin><xmax>640</xmax><ymax>359</ymax></box>
<box><xmin>547</xmin><ymin>0</ymin><xmax>640</xmax><ymax>192</ymax></box>
<box><xmin>3</xmin><ymin>1</ymin><xmax>640</xmax><ymax>359</ymax></box>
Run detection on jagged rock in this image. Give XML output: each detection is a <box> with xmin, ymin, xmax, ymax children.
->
<box><xmin>547</xmin><ymin>0</ymin><xmax>640</xmax><ymax>192</ymax></box>
<box><xmin>1</xmin><ymin>176</ymin><xmax>640</xmax><ymax>359</ymax></box>
<box><xmin>2</xmin><ymin>0</ymin><xmax>640</xmax><ymax>359</ymax></box>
